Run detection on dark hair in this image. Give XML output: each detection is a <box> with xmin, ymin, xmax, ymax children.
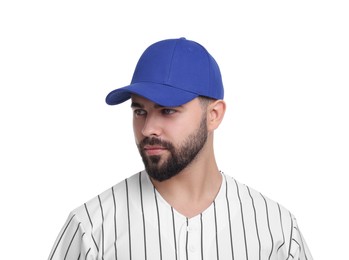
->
<box><xmin>198</xmin><ymin>96</ymin><xmax>215</xmax><ymax>108</ymax></box>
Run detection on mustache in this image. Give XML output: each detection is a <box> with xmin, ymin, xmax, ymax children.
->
<box><xmin>139</xmin><ymin>137</ymin><xmax>174</xmax><ymax>150</ymax></box>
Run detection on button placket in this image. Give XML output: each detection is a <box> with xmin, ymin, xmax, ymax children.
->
<box><xmin>186</xmin><ymin>218</ymin><xmax>201</xmax><ymax>257</ymax></box>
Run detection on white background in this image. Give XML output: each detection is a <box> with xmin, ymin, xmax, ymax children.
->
<box><xmin>1</xmin><ymin>1</ymin><xmax>348</xmax><ymax>259</ymax></box>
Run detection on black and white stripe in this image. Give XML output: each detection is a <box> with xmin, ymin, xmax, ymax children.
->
<box><xmin>48</xmin><ymin>171</ymin><xmax>312</xmax><ymax>260</ymax></box>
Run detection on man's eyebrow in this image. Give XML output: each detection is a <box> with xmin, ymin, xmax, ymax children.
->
<box><xmin>131</xmin><ymin>102</ymin><xmax>164</xmax><ymax>109</ymax></box>
<box><xmin>155</xmin><ymin>103</ymin><xmax>184</xmax><ymax>109</ymax></box>
<box><xmin>131</xmin><ymin>102</ymin><xmax>144</xmax><ymax>108</ymax></box>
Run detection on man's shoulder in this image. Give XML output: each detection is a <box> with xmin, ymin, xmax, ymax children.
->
<box><xmin>223</xmin><ymin>173</ymin><xmax>292</xmax><ymax>216</ymax></box>
<box><xmin>71</xmin><ymin>171</ymin><xmax>145</xmax><ymax>220</ymax></box>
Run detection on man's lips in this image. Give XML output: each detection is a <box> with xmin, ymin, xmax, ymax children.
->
<box><xmin>143</xmin><ymin>145</ymin><xmax>167</xmax><ymax>156</ymax></box>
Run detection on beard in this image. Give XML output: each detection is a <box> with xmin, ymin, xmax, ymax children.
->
<box><xmin>137</xmin><ymin>115</ymin><xmax>208</xmax><ymax>182</ymax></box>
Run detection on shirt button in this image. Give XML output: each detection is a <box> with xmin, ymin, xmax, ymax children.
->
<box><xmin>187</xmin><ymin>225</ymin><xmax>198</xmax><ymax>232</ymax></box>
<box><xmin>189</xmin><ymin>244</ymin><xmax>196</xmax><ymax>252</ymax></box>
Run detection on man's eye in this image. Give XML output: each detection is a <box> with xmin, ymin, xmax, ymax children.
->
<box><xmin>162</xmin><ymin>109</ymin><xmax>176</xmax><ymax>115</ymax></box>
<box><xmin>134</xmin><ymin>109</ymin><xmax>146</xmax><ymax>116</ymax></box>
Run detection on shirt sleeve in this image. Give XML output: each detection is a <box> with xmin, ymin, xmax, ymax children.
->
<box><xmin>287</xmin><ymin>216</ymin><xmax>313</xmax><ymax>260</ymax></box>
<box><xmin>48</xmin><ymin>212</ymin><xmax>95</xmax><ymax>260</ymax></box>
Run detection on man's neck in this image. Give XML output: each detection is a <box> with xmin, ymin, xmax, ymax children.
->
<box><xmin>150</xmin><ymin>156</ymin><xmax>222</xmax><ymax>219</ymax></box>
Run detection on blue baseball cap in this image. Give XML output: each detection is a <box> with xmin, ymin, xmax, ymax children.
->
<box><xmin>105</xmin><ymin>37</ymin><xmax>224</xmax><ymax>107</ymax></box>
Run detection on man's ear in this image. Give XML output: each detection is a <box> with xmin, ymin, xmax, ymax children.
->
<box><xmin>207</xmin><ymin>100</ymin><xmax>226</xmax><ymax>132</ymax></box>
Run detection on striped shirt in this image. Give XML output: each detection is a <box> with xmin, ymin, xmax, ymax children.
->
<box><xmin>48</xmin><ymin>171</ymin><xmax>312</xmax><ymax>260</ymax></box>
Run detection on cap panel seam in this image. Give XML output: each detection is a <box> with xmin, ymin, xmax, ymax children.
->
<box><xmin>205</xmin><ymin>51</ymin><xmax>212</xmax><ymax>97</ymax></box>
<box><xmin>165</xmin><ymin>39</ymin><xmax>179</xmax><ymax>83</ymax></box>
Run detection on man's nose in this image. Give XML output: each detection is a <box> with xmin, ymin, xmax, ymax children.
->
<box><xmin>141</xmin><ymin>114</ymin><xmax>162</xmax><ymax>137</ymax></box>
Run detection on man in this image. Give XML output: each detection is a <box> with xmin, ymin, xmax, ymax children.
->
<box><xmin>48</xmin><ymin>37</ymin><xmax>313</xmax><ymax>260</ymax></box>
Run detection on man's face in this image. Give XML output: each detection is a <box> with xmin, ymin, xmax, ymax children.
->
<box><xmin>131</xmin><ymin>95</ymin><xmax>208</xmax><ymax>182</ymax></box>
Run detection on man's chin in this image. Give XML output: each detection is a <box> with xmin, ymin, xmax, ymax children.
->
<box><xmin>146</xmin><ymin>170</ymin><xmax>176</xmax><ymax>182</ymax></box>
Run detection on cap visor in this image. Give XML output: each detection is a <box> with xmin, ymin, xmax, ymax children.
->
<box><xmin>106</xmin><ymin>82</ymin><xmax>198</xmax><ymax>107</ymax></box>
